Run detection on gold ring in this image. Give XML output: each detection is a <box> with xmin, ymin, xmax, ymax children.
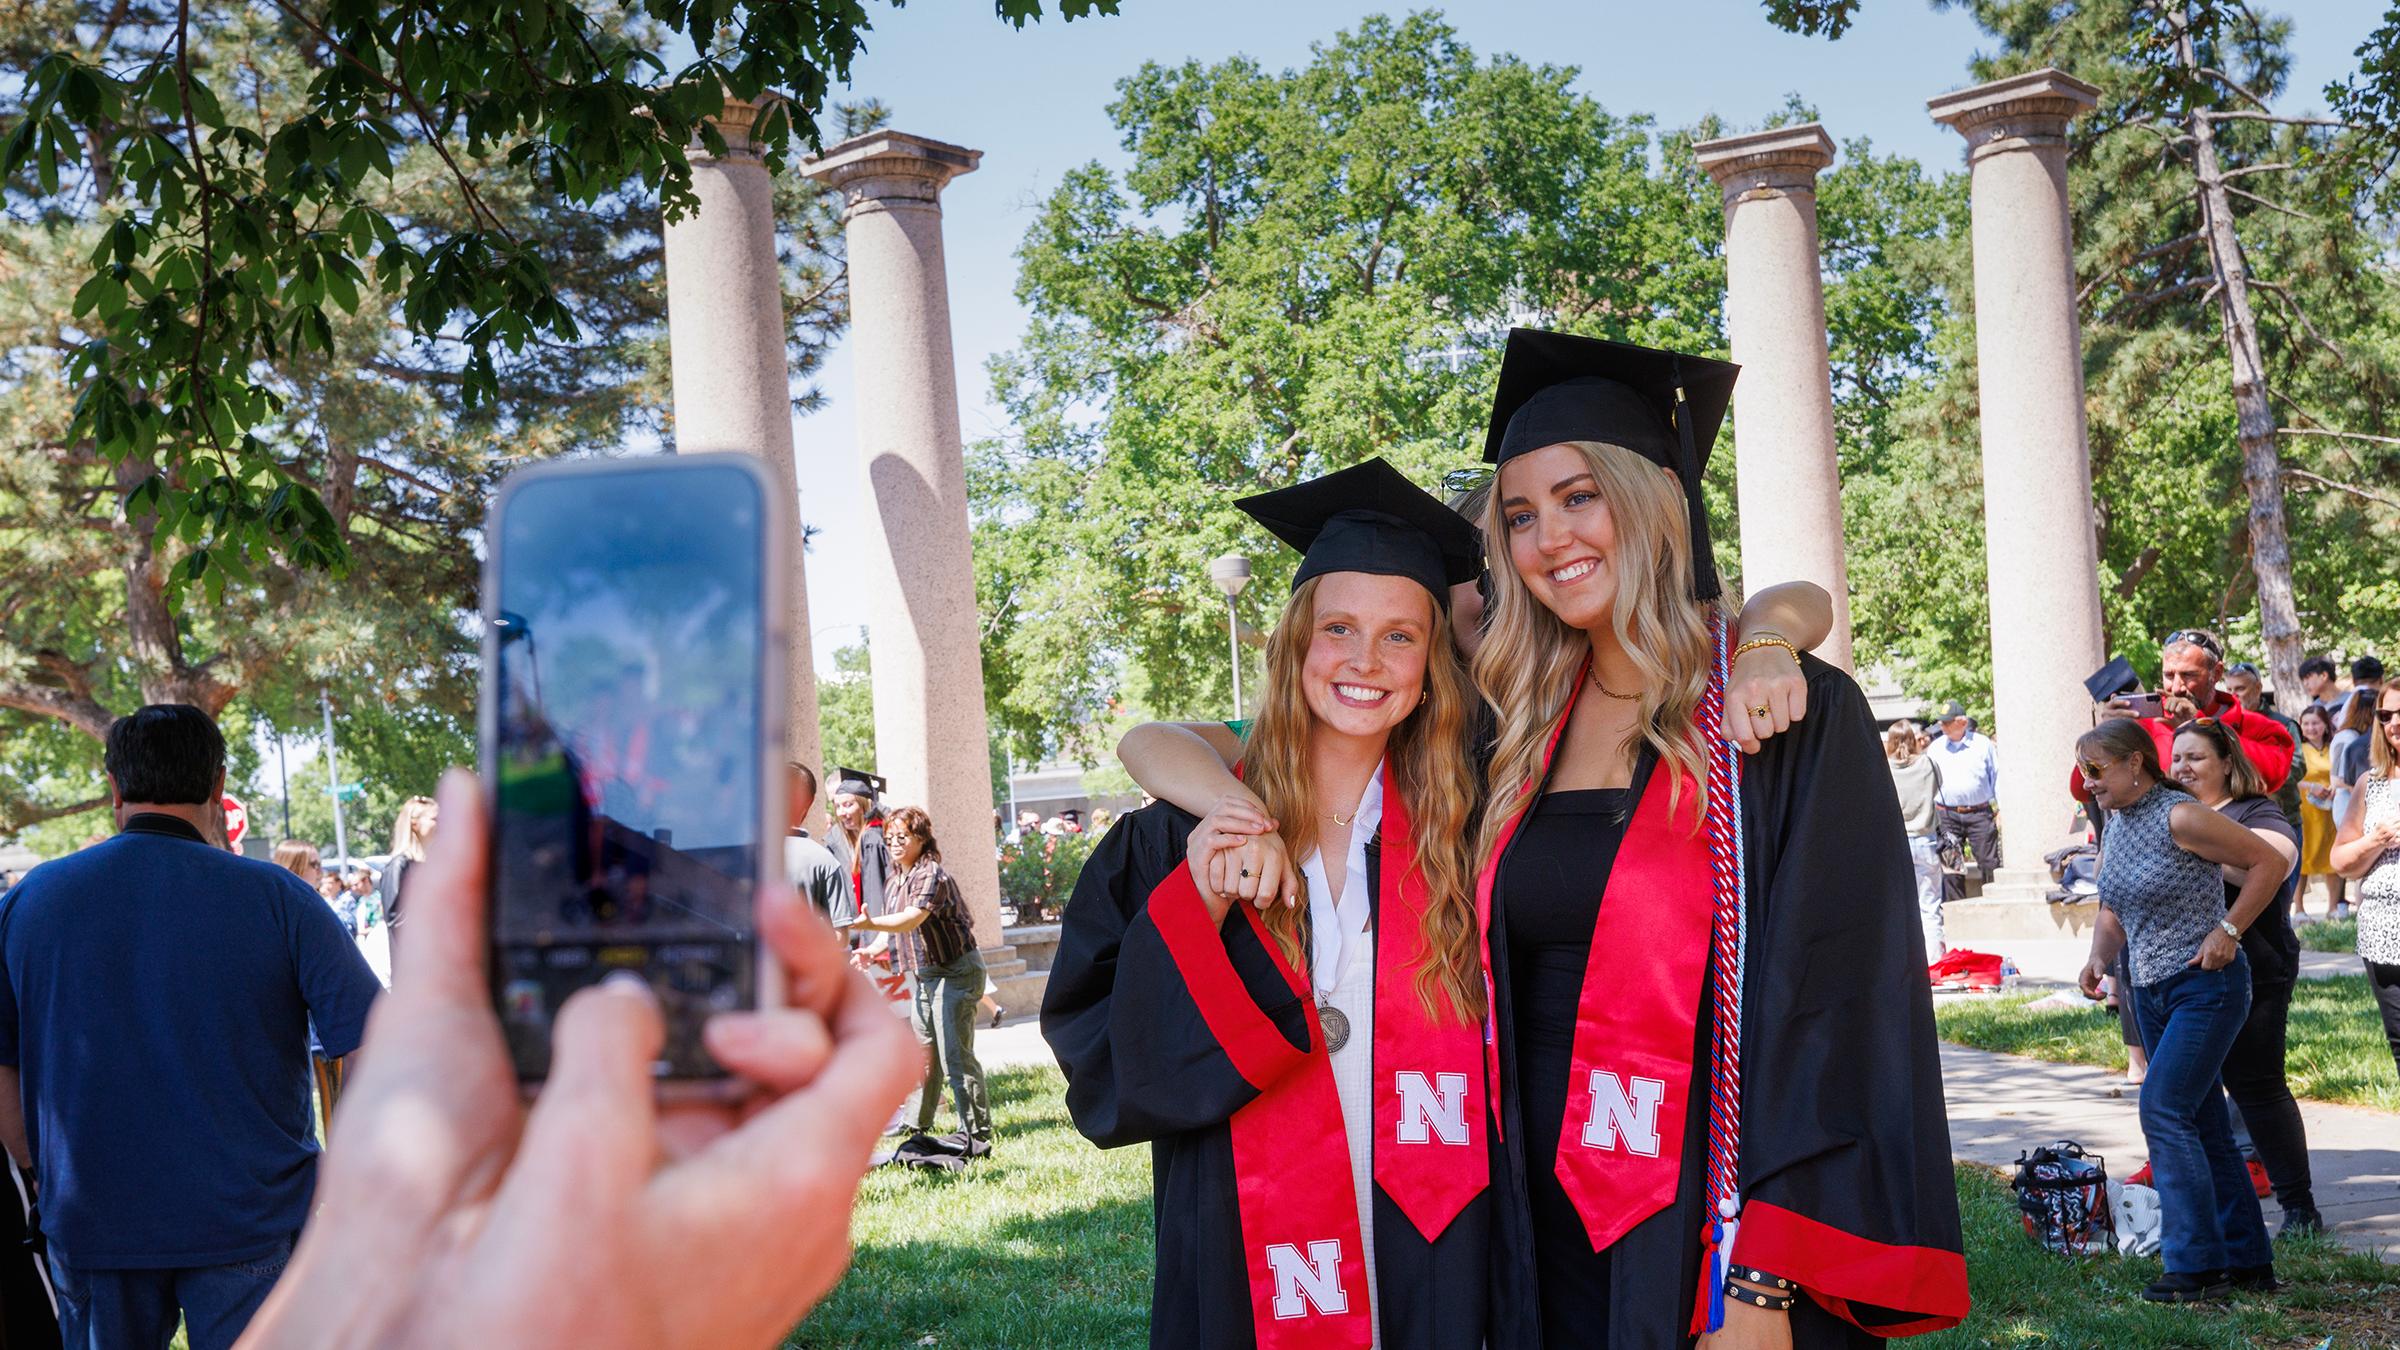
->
<box><xmin>1750</xmin><ymin>705</ymin><xmax>1772</xmax><ymax>720</ymax></box>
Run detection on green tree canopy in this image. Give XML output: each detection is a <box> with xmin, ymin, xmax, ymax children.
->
<box><xmin>972</xmin><ymin>12</ymin><xmax>1726</xmax><ymax>757</ymax></box>
<box><xmin>0</xmin><ymin>0</ymin><xmax>1117</xmax><ymax>604</ymax></box>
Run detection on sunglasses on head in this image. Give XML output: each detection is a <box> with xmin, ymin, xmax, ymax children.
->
<box><xmin>2162</xmin><ymin>628</ymin><xmax>2225</xmax><ymax>659</ymax></box>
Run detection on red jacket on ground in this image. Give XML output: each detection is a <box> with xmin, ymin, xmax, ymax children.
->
<box><xmin>2067</xmin><ymin>689</ymin><xmax>2295</xmax><ymax>805</ymax></box>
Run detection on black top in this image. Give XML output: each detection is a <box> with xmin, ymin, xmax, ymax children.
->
<box><xmin>1481</xmin><ymin>657</ymin><xmax>1968</xmax><ymax>1349</ymax></box>
<box><xmin>1495</xmin><ymin>759</ymin><xmax>1650</xmax><ymax>1350</ymax></box>
<box><xmin>2219</xmin><ymin>794</ymin><xmax>2302</xmax><ymax>981</ymax></box>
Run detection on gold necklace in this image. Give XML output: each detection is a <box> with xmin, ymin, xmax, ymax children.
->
<box><xmin>1325</xmin><ymin>806</ymin><xmax>1356</xmax><ymax>827</ymax></box>
<box><xmin>1588</xmin><ymin>667</ymin><xmax>1640</xmax><ymax>702</ymax></box>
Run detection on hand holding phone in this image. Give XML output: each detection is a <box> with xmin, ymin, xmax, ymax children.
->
<box><xmin>481</xmin><ymin>456</ymin><xmax>789</xmax><ymax>1095</ymax></box>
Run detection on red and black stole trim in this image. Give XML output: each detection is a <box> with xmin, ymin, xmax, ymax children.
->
<box><xmin>1146</xmin><ymin>764</ymin><xmax>1485</xmax><ymax>1349</ymax></box>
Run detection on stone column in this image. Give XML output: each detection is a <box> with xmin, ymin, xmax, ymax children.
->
<box><xmin>1930</xmin><ymin>69</ymin><xmax>2105</xmax><ymax>859</ymax></box>
<box><xmin>1694</xmin><ymin>124</ymin><xmax>1853</xmax><ymax>670</ymax></box>
<box><xmin>662</xmin><ymin>95</ymin><xmax>826</xmax><ymax>832</ymax></box>
<box><xmin>800</xmin><ymin>131</ymin><xmax>1009</xmax><ymax>953</ymax></box>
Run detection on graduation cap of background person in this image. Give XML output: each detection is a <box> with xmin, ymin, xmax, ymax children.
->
<box><xmin>1234</xmin><ymin>457</ymin><xmax>1484</xmax><ymax>607</ymax></box>
<box><xmin>2083</xmin><ymin>657</ymin><xmax>2142</xmax><ymax>704</ymax></box>
<box><xmin>829</xmin><ymin>767</ymin><xmax>887</xmax><ymax>802</ymax></box>
<box><xmin>1480</xmin><ymin>327</ymin><xmax>1739</xmax><ymax>599</ymax></box>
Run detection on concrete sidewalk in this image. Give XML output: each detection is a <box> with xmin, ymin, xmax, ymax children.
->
<box><xmin>1940</xmin><ymin>1041</ymin><xmax>2399</xmax><ymax>1256</ymax></box>
<box><xmin>976</xmin><ymin>1012</ymin><xmax>2398</xmax><ymax>1256</ymax></box>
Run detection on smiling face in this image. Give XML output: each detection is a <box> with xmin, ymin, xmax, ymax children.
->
<box><xmin>2383</xmin><ymin>686</ymin><xmax>2400</xmax><ymax>756</ymax></box>
<box><xmin>1496</xmin><ymin>443</ymin><xmax>1622</xmax><ymax>633</ymax></box>
<box><xmin>1298</xmin><ymin>570</ymin><xmax>1435</xmax><ymax>747</ymax></box>
<box><xmin>832</xmin><ymin>793</ymin><xmax>867</xmax><ymax>832</ymax></box>
<box><xmin>2170</xmin><ymin>728</ymin><xmax>2232</xmax><ymax>799</ymax></box>
<box><xmin>884</xmin><ymin>823</ymin><xmax>922</xmax><ymax>869</ymax></box>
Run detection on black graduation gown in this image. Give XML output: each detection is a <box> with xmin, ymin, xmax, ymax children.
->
<box><xmin>1042</xmin><ymin>804</ymin><xmax>1493</xmax><ymax>1350</ymax></box>
<box><xmin>1485</xmin><ymin>655</ymin><xmax>1968</xmax><ymax>1349</ymax></box>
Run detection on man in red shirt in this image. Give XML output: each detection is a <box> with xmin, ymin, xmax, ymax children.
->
<box><xmin>2073</xmin><ymin>627</ymin><xmax>2295</xmax><ymax>806</ymax></box>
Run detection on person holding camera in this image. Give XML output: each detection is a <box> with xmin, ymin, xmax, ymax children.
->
<box><xmin>2076</xmin><ymin>629</ymin><xmax>2295</xmax><ymax>810</ymax></box>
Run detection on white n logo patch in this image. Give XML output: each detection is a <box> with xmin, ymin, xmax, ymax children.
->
<box><xmin>1394</xmin><ymin>1070</ymin><xmax>1470</xmax><ymax>1145</ymax></box>
<box><xmin>1580</xmin><ymin>1070</ymin><xmax>1666</xmax><ymax>1157</ymax></box>
<box><xmin>1266</xmin><ymin>1240</ymin><xmax>1349</xmax><ymax>1319</ymax></box>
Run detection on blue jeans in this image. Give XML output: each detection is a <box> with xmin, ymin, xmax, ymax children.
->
<box><xmin>1908</xmin><ymin>834</ymin><xmax>1945</xmax><ymax>957</ymax></box>
<box><xmin>2134</xmin><ymin>956</ymin><xmax>2272</xmax><ymax>1274</ymax></box>
<box><xmin>48</xmin><ymin>1238</ymin><xmax>291</xmax><ymax>1350</ymax></box>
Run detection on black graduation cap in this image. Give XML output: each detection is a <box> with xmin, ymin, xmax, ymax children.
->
<box><xmin>1234</xmin><ymin>458</ymin><xmax>1484</xmax><ymax>607</ymax></box>
<box><xmin>1481</xmin><ymin>327</ymin><xmax>1739</xmax><ymax>599</ymax></box>
<box><xmin>829</xmin><ymin>766</ymin><xmax>886</xmax><ymax>802</ymax></box>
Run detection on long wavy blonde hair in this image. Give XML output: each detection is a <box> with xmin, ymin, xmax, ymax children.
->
<box><xmin>1473</xmin><ymin>440</ymin><xmax>1722</xmax><ymax>863</ymax></box>
<box><xmin>1238</xmin><ymin>574</ymin><xmax>1485</xmax><ymax>1022</ymax></box>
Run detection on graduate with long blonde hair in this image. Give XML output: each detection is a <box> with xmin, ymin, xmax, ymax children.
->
<box><xmin>1044</xmin><ymin>460</ymin><xmax>1492</xmax><ymax>1350</ymax></box>
<box><xmin>1474</xmin><ymin>328</ymin><xmax>1965</xmax><ymax>1348</ymax></box>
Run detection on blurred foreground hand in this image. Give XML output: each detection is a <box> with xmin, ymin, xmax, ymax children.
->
<box><xmin>238</xmin><ymin>770</ymin><xmax>918</xmax><ymax>1349</ymax></box>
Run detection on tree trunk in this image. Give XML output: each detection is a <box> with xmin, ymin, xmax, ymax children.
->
<box><xmin>2176</xmin><ymin>4</ymin><xmax>2306</xmax><ymax>712</ymax></box>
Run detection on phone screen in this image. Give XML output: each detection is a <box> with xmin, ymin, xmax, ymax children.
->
<box><xmin>486</xmin><ymin>459</ymin><xmax>770</xmax><ymax>1082</ymax></box>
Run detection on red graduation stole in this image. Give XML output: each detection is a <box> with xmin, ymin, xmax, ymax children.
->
<box><xmin>1148</xmin><ymin>765</ymin><xmax>1485</xmax><ymax>1350</ymax></box>
<box><xmin>1472</xmin><ymin>661</ymin><xmax>1714</xmax><ymax>1250</ymax></box>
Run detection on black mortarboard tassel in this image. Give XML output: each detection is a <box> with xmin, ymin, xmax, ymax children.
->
<box><xmin>1235</xmin><ymin>458</ymin><xmax>1484</xmax><ymax>608</ymax></box>
<box><xmin>1480</xmin><ymin>328</ymin><xmax>1738</xmax><ymax>600</ymax></box>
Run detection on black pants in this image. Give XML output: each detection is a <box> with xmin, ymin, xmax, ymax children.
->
<box><xmin>2371</xmin><ymin>961</ymin><xmax>2400</xmax><ymax>1081</ymax></box>
<box><xmin>2222</xmin><ymin>957</ymin><xmax>2315</xmax><ymax>1214</ymax></box>
<box><xmin>1936</xmin><ymin>804</ymin><xmax>2001</xmax><ymax>881</ymax></box>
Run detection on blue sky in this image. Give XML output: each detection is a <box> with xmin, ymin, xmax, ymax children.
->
<box><xmin>773</xmin><ymin>0</ymin><xmax>2381</xmax><ymax>674</ymax></box>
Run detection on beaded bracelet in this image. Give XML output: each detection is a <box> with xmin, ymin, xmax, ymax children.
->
<box><xmin>1732</xmin><ymin>634</ymin><xmax>1803</xmax><ymax>670</ymax></box>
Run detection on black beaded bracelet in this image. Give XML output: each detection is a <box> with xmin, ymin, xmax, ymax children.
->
<box><xmin>1727</xmin><ymin>1264</ymin><xmax>1792</xmax><ymax>1292</ymax></box>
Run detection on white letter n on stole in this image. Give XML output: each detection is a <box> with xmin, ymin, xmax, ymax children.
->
<box><xmin>1580</xmin><ymin>1071</ymin><xmax>1667</xmax><ymax>1157</ymax></box>
<box><xmin>1394</xmin><ymin>1071</ymin><xmax>1470</xmax><ymax>1145</ymax></box>
<box><xmin>1266</xmin><ymin>1240</ymin><xmax>1349</xmax><ymax>1319</ymax></box>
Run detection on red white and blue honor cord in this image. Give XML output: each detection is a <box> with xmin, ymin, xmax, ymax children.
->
<box><xmin>1697</xmin><ymin>612</ymin><xmax>1750</xmax><ymax>1333</ymax></box>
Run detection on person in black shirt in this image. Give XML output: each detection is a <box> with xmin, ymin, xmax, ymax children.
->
<box><xmin>853</xmin><ymin>806</ymin><xmax>990</xmax><ymax>1152</ymax></box>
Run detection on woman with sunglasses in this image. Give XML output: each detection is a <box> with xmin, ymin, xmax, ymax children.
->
<box><xmin>2168</xmin><ymin>720</ymin><xmax>2318</xmax><ymax>1234</ymax></box>
<box><xmin>2075</xmin><ymin>719</ymin><xmax>2290</xmax><ymax>1301</ymax></box>
<box><xmin>2328</xmin><ymin>684</ymin><xmax>2400</xmax><ymax>1082</ymax></box>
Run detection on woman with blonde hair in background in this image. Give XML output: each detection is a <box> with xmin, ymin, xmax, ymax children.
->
<box><xmin>1045</xmin><ymin>460</ymin><xmax>1496</xmax><ymax>1349</ymax></box>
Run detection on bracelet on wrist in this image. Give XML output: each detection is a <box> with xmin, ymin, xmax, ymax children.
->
<box><xmin>1727</xmin><ymin>1265</ymin><xmax>1790</xmax><ymax>1291</ymax></box>
<box><xmin>1732</xmin><ymin>635</ymin><xmax>1802</xmax><ymax>669</ymax></box>
<box><xmin>1723</xmin><ymin>1281</ymin><xmax>1797</xmax><ymax>1312</ymax></box>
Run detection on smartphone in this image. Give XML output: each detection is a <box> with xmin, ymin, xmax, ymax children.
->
<box><xmin>479</xmin><ymin>455</ymin><xmax>787</xmax><ymax>1095</ymax></box>
<box><xmin>2114</xmin><ymin>691</ymin><xmax>2166</xmax><ymax>719</ymax></box>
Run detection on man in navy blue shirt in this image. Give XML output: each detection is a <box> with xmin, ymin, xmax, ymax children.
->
<box><xmin>0</xmin><ymin>705</ymin><xmax>381</xmax><ymax>1350</ymax></box>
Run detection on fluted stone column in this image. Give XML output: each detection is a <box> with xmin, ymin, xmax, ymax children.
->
<box><xmin>662</xmin><ymin>95</ymin><xmax>825</xmax><ymax>832</ymax></box>
<box><xmin>1931</xmin><ymin>69</ymin><xmax>2105</xmax><ymax>857</ymax></box>
<box><xmin>1694</xmin><ymin>124</ymin><xmax>1853</xmax><ymax>670</ymax></box>
<box><xmin>800</xmin><ymin>131</ymin><xmax>1007</xmax><ymax>951</ymax></box>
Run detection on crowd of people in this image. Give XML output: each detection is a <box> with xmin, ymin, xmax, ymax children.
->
<box><xmin>0</xmin><ymin>331</ymin><xmax>2390</xmax><ymax>1348</ymax></box>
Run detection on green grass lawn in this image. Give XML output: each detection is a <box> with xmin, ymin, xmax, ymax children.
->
<box><xmin>790</xmin><ymin>1066</ymin><xmax>2398</xmax><ymax>1348</ymax></box>
<box><xmin>1936</xmin><ymin>980</ymin><xmax>2400</xmax><ymax>1113</ymax></box>
<box><xmin>2300</xmin><ymin>918</ymin><xmax>2361</xmax><ymax>954</ymax></box>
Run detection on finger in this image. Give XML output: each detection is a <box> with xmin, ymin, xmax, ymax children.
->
<box><xmin>757</xmin><ymin>881</ymin><xmax>849</xmax><ymax>1021</ymax></box>
<box><xmin>1727</xmin><ymin>703</ymin><xmax>1762</xmax><ymax>754</ymax></box>
<box><xmin>704</xmin><ymin>1007</ymin><xmax>835</xmax><ymax>1095</ymax></box>
<box><xmin>1211</xmin><ymin>808</ymin><xmax>1276</xmax><ymax>836</ymax></box>
<box><xmin>391</xmin><ymin>769</ymin><xmax>492</xmax><ymax>1007</ymax></box>
<box><xmin>493</xmin><ymin>973</ymin><xmax>664</xmax><ymax>1225</ymax></box>
<box><xmin>1783</xmin><ymin>677</ymin><xmax>1809</xmax><ymax>725</ymax></box>
<box><xmin>1205</xmin><ymin>847</ymin><xmax>1232</xmax><ymax>897</ymax></box>
<box><xmin>1280</xmin><ymin>860</ymin><xmax>1302</xmax><ymax>910</ymax></box>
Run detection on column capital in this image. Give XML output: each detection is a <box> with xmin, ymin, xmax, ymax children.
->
<box><xmin>1693</xmin><ymin>123</ymin><xmax>1836</xmax><ymax>205</ymax></box>
<box><xmin>799</xmin><ymin>130</ymin><xmax>982</xmax><ymax>216</ymax></box>
<box><xmin>1928</xmin><ymin>68</ymin><xmax>2100</xmax><ymax>161</ymax></box>
<box><xmin>688</xmin><ymin>93</ymin><xmax>786</xmax><ymax>165</ymax></box>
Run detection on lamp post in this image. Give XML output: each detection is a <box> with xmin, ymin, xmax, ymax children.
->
<box><xmin>1209</xmin><ymin>553</ymin><xmax>1252</xmax><ymax>720</ymax></box>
